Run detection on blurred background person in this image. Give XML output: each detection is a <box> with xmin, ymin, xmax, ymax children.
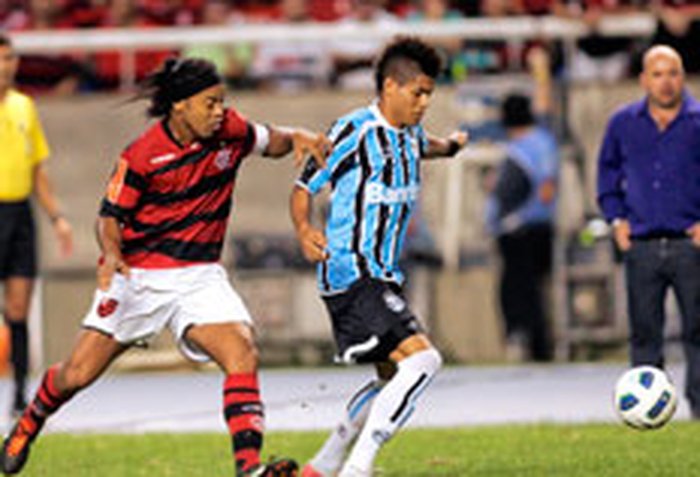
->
<box><xmin>485</xmin><ymin>47</ymin><xmax>559</xmax><ymax>362</ymax></box>
<box><xmin>406</xmin><ymin>0</ymin><xmax>463</xmax><ymax>21</ymax></box>
<box><xmin>0</xmin><ymin>34</ymin><xmax>73</xmax><ymax>415</ymax></box>
<box><xmin>406</xmin><ymin>0</ymin><xmax>464</xmax><ymax>83</ymax></box>
<box><xmin>330</xmin><ymin>0</ymin><xmax>398</xmax><ymax>89</ymax></box>
<box><xmin>8</xmin><ymin>0</ymin><xmax>86</xmax><ymax>95</ymax></box>
<box><xmin>553</xmin><ymin>0</ymin><xmax>640</xmax><ymax>83</ymax></box>
<box><xmin>251</xmin><ymin>0</ymin><xmax>331</xmax><ymax>91</ymax></box>
<box><xmin>650</xmin><ymin>0</ymin><xmax>700</xmax><ymax>74</ymax></box>
<box><xmin>182</xmin><ymin>0</ymin><xmax>257</xmax><ymax>89</ymax></box>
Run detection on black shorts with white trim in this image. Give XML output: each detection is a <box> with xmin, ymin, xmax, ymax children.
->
<box><xmin>322</xmin><ymin>278</ymin><xmax>423</xmax><ymax>364</ymax></box>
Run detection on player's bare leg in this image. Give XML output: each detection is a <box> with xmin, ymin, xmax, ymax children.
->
<box><xmin>2</xmin><ymin>329</ymin><xmax>126</xmax><ymax>474</ymax></box>
<box><xmin>338</xmin><ymin>334</ymin><xmax>442</xmax><ymax>477</ymax></box>
<box><xmin>186</xmin><ymin>322</ymin><xmax>298</xmax><ymax>477</ymax></box>
<box><xmin>4</xmin><ymin>276</ymin><xmax>34</xmax><ymax>415</ymax></box>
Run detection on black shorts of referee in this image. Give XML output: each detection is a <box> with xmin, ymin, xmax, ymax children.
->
<box><xmin>0</xmin><ymin>200</ymin><xmax>37</xmax><ymax>280</ymax></box>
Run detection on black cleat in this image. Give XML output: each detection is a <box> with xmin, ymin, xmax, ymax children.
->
<box><xmin>242</xmin><ymin>458</ymin><xmax>299</xmax><ymax>477</ymax></box>
<box><xmin>1</xmin><ymin>419</ymin><xmax>36</xmax><ymax>475</ymax></box>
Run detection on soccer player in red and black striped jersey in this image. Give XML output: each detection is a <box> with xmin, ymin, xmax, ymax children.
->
<box><xmin>1</xmin><ymin>57</ymin><xmax>329</xmax><ymax>477</ymax></box>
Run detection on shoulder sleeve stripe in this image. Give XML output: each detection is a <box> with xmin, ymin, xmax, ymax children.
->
<box><xmin>124</xmin><ymin>169</ymin><xmax>148</xmax><ymax>191</ymax></box>
<box><xmin>297</xmin><ymin>121</ymin><xmax>362</xmax><ymax>194</ymax></box>
<box><xmin>331</xmin><ymin>122</ymin><xmax>356</xmax><ymax>146</ymax></box>
<box><xmin>99</xmin><ymin>199</ymin><xmax>135</xmax><ymax>222</ymax></box>
<box><xmin>299</xmin><ymin>157</ymin><xmax>320</xmax><ymax>184</ymax></box>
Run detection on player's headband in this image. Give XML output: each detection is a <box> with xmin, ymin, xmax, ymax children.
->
<box><xmin>165</xmin><ymin>58</ymin><xmax>222</xmax><ymax>103</ymax></box>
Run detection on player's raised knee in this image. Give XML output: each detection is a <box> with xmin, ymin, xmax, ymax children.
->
<box><xmin>420</xmin><ymin>347</ymin><xmax>443</xmax><ymax>373</ymax></box>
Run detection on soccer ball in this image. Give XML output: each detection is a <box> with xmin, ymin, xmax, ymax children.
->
<box><xmin>614</xmin><ymin>366</ymin><xmax>678</xmax><ymax>430</ymax></box>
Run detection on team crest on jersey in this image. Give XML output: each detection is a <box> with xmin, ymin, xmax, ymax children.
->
<box><xmin>214</xmin><ymin>148</ymin><xmax>233</xmax><ymax>170</ymax></box>
<box><xmin>383</xmin><ymin>291</ymin><xmax>406</xmax><ymax>314</ymax></box>
<box><xmin>97</xmin><ymin>298</ymin><xmax>119</xmax><ymax>318</ymax></box>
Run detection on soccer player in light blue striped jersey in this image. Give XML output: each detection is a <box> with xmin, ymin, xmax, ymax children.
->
<box><xmin>291</xmin><ymin>36</ymin><xmax>468</xmax><ymax>477</ymax></box>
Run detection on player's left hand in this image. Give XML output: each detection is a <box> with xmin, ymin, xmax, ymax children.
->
<box><xmin>449</xmin><ymin>131</ymin><xmax>469</xmax><ymax>152</ymax></box>
<box><xmin>53</xmin><ymin>216</ymin><xmax>73</xmax><ymax>258</ymax></box>
<box><xmin>292</xmin><ymin>130</ymin><xmax>331</xmax><ymax>168</ymax></box>
<box><xmin>687</xmin><ymin>222</ymin><xmax>700</xmax><ymax>247</ymax></box>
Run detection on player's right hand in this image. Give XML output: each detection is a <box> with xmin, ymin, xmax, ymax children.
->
<box><xmin>97</xmin><ymin>253</ymin><xmax>130</xmax><ymax>291</ymax></box>
<box><xmin>297</xmin><ymin>224</ymin><xmax>328</xmax><ymax>263</ymax></box>
<box><xmin>612</xmin><ymin>219</ymin><xmax>632</xmax><ymax>252</ymax></box>
<box><xmin>292</xmin><ymin>130</ymin><xmax>331</xmax><ymax>169</ymax></box>
<box><xmin>53</xmin><ymin>216</ymin><xmax>74</xmax><ymax>258</ymax></box>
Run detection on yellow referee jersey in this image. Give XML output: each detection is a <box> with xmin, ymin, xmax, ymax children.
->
<box><xmin>0</xmin><ymin>89</ymin><xmax>50</xmax><ymax>201</ymax></box>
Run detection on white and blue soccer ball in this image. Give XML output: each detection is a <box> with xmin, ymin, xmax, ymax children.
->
<box><xmin>614</xmin><ymin>366</ymin><xmax>678</xmax><ymax>430</ymax></box>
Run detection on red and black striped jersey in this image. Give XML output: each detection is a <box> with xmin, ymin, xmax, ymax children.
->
<box><xmin>100</xmin><ymin>108</ymin><xmax>258</xmax><ymax>268</ymax></box>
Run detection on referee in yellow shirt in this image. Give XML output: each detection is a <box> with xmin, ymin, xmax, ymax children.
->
<box><xmin>0</xmin><ymin>34</ymin><xmax>72</xmax><ymax>415</ymax></box>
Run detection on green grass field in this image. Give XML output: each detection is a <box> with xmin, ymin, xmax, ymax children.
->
<box><xmin>15</xmin><ymin>422</ymin><xmax>700</xmax><ymax>476</ymax></box>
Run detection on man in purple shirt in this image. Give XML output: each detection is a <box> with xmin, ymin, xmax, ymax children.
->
<box><xmin>597</xmin><ymin>45</ymin><xmax>700</xmax><ymax>416</ymax></box>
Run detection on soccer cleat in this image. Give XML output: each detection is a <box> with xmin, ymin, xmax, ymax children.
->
<box><xmin>1</xmin><ymin>418</ymin><xmax>38</xmax><ymax>475</ymax></box>
<box><xmin>301</xmin><ymin>463</ymin><xmax>331</xmax><ymax>477</ymax></box>
<box><xmin>242</xmin><ymin>457</ymin><xmax>299</xmax><ymax>477</ymax></box>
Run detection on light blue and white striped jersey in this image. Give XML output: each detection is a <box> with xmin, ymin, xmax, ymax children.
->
<box><xmin>297</xmin><ymin>103</ymin><xmax>428</xmax><ymax>295</ymax></box>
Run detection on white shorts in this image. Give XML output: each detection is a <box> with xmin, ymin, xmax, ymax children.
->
<box><xmin>82</xmin><ymin>263</ymin><xmax>253</xmax><ymax>362</ymax></box>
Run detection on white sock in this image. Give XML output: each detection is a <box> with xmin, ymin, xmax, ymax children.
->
<box><xmin>309</xmin><ymin>379</ymin><xmax>383</xmax><ymax>475</ymax></box>
<box><xmin>341</xmin><ymin>348</ymin><xmax>442</xmax><ymax>474</ymax></box>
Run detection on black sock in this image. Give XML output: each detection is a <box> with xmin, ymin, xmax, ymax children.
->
<box><xmin>9</xmin><ymin>321</ymin><xmax>29</xmax><ymax>402</ymax></box>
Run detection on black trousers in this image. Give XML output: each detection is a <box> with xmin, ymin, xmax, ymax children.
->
<box><xmin>625</xmin><ymin>238</ymin><xmax>700</xmax><ymax>410</ymax></box>
<box><xmin>497</xmin><ymin>224</ymin><xmax>553</xmax><ymax>362</ymax></box>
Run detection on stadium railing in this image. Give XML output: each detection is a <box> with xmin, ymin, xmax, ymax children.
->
<box><xmin>11</xmin><ymin>14</ymin><xmax>656</xmax><ymax>87</ymax></box>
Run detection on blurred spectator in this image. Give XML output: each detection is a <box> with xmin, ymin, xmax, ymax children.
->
<box><xmin>485</xmin><ymin>48</ymin><xmax>559</xmax><ymax>362</ymax></box>
<box><xmin>308</xmin><ymin>0</ymin><xmax>345</xmax><ymax>21</ymax></box>
<box><xmin>137</xmin><ymin>0</ymin><xmax>200</xmax><ymax>26</ymax></box>
<box><xmin>59</xmin><ymin>0</ymin><xmax>108</xmax><ymax>28</ymax></box>
<box><xmin>406</xmin><ymin>0</ymin><xmax>464</xmax><ymax>81</ymax></box>
<box><xmin>651</xmin><ymin>0</ymin><xmax>700</xmax><ymax>73</ymax></box>
<box><xmin>453</xmin><ymin>0</ymin><xmax>516</xmax><ymax>75</ymax></box>
<box><xmin>554</xmin><ymin>0</ymin><xmax>640</xmax><ymax>82</ymax></box>
<box><xmin>181</xmin><ymin>0</ymin><xmax>256</xmax><ymax>89</ymax></box>
<box><xmin>0</xmin><ymin>1</ymin><xmax>27</xmax><ymax>30</ymax></box>
<box><xmin>407</xmin><ymin>0</ymin><xmax>463</xmax><ymax>19</ymax></box>
<box><xmin>251</xmin><ymin>0</ymin><xmax>331</xmax><ymax>91</ymax></box>
<box><xmin>481</xmin><ymin>0</ymin><xmax>522</xmax><ymax>16</ymax></box>
<box><xmin>89</xmin><ymin>0</ymin><xmax>178</xmax><ymax>90</ymax></box>
<box><xmin>516</xmin><ymin>0</ymin><xmax>555</xmax><ymax>15</ymax></box>
<box><xmin>239</xmin><ymin>0</ymin><xmax>280</xmax><ymax>21</ymax></box>
<box><xmin>330</xmin><ymin>0</ymin><xmax>398</xmax><ymax>89</ymax></box>
<box><xmin>11</xmin><ymin>0</ymin><xmax>86</xmax><ymax>94</ymax></box>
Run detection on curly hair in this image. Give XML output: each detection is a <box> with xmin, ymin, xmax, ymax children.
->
<box><xmin>137</xmin><ymin>57</ymin><xmax>222</xmax><ymax>118</ymax></box>
<box><xmin>374</xmin><ymin>36</ymin><xmax>442</xmax><ymax>94</ymax></box>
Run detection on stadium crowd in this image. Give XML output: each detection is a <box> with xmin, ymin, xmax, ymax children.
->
<box><xmin>0</xmin><ymin>0</ymin><xmax>700</xmax><ymax>93</ymax></box>
<box><xmin>0</xmin><ymin>0</ymin><xmax>698</xmax><ymax>94</ymax></box>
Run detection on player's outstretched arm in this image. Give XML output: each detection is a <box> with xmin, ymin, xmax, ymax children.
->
<box><xmin>423</xmin><ymin>131</ymin><xmax>469</xmax><ymax>160</ymax></box>
<box><xmin>263</xmin><ymin>126</ymin><xmax>331</xmax><ymax>168</ymax></box>
<box><xmin>95</xmin><ymin>216</ymin><xmax>130</xmax><ymax>290</ymax></box>
<box><xmin>290</xmin><ymin>185</ymin><xmax>328</xmax><ymax>263</ymax></box>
